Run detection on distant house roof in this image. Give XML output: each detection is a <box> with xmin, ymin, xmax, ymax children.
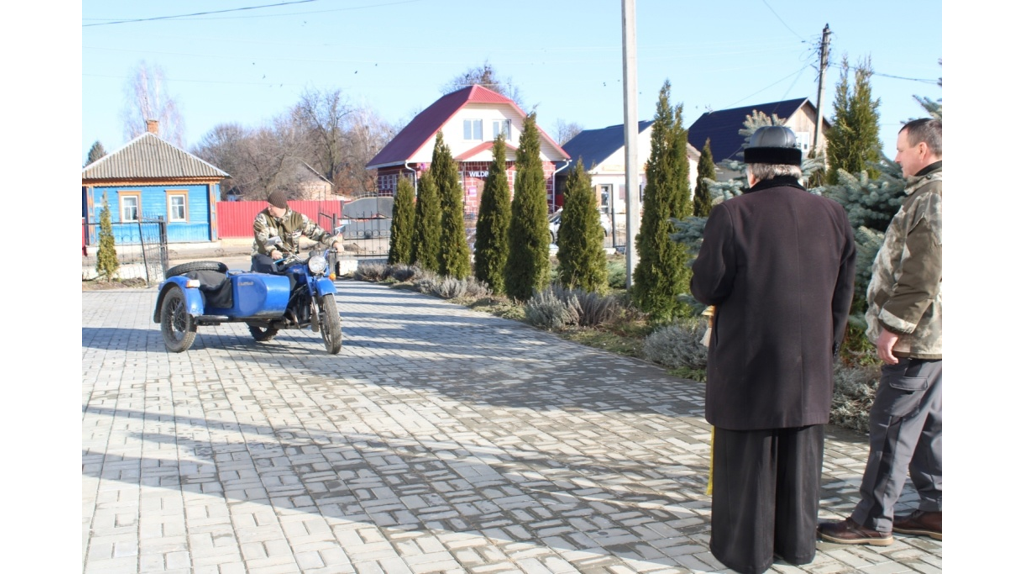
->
<box><xmin>561</xmin><ymin>121</ymin><xmax>655</xmax><ymax>173</ymax></box>
<box><xmin>687</xmin><ymin>97</ymin><xmax>819</xmax><ymax>164</ymax></box>
<box><xmin>82</xmin><ymin>132</ymin><xmax>228</xmax><ymax>181</ymax></box>
<box><xmin>366</xmin><ymin>84</ymin><xmax>567</xmax><ymax>169</ymax></box>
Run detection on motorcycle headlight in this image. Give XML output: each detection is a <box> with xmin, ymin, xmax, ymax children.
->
<box><xmin>307</xmin><ymin>254</ymin><xmax>328</xmax><ymax>275</ymax></box>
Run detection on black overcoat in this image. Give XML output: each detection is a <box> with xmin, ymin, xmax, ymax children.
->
<box><xmin>691</xmin><ymin>176</ymin><xmax>856</xmax><ymax>431</ymax></box>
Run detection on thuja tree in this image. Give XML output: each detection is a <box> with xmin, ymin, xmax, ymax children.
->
<box><xmin>557</xmin><ymin>159</ymin><xmax>607</xmax><ymax>293</ymax></box>
<box><xmin>410</xmin><ymin>169</ymin><xmax>441</xmax><ymax>272</ymax></box>
<box><xmin>557</xmin><ymin>159</ymin><xmax>602</xmax><ymax>290</ymax></box>
<box><xmin>96</xmin><ymin>193</ymin><xmax>119</xmax><ymax>281</ymax></box>
<box><xmin>432</xmin><ymin>132</ymin><xmax>471</xmax><ymax>279</ymax></box>
<box><xmin>474</xmin><ymin>135</ymin><xmax>511</xmax><ymax>293</ymax></box>
<box><xmin>632</xmin><ymin>81</ymin><xmax>692</xmax><ymax>321</ymax></box>
<box><xmin>693</xmin><ymin>137</ymin><xmax>716</xmax><ymax>217</ymax></box>
<box><xmin>388</xmin><ymin>176</ymin><xmax>415</xmax><ymax>265</ymax></box>
<box><xmin>504</xmin><ymin>112</ymin><xmax>550</xmax><ymax>301</ymax></box>
<box><xmin>826</xmin><ymin>56</ymin><xmax>882</xmax><ymax>184</ymax></box>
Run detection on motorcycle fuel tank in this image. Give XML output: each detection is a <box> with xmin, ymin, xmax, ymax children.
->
<box><xmin>231</xmin><ymin>273</ymin><xmax>291</xmax><ymax>317</ymax></box>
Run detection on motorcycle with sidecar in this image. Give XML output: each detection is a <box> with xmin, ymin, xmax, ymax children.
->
<box><xmin>153</xmin><ymin>237</ymin><xmax>343</xmax><ymax>354</ymax></box>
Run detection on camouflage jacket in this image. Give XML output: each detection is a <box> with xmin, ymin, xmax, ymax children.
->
<box><xmin>865</xmin><ymin>162</ymin><xmax>942</xmax><ymax>359</ymax></box>
<box><xmin>251</xmin><ymin>208</ymin><xmax>334</xmax><ymax>257</ymax></box>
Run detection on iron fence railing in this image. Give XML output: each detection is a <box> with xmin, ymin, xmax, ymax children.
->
<box><xmin>82</xmin><ymin>218</ymin><xmax>169</xmax><ymax>285</ymax></box>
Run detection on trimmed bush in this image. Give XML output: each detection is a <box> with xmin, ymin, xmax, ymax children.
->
<box><xmin>355</xmin><ymin>262</ymin><xmax>388</xmax><ymax>281</ymax></box>
<box><xmin>643</xmin><ymin>320</ymin><xmax>708</xmax><ymax>373</ymax></box>
<box><xmin>524</xmin><ymin>287</ymin><xmax>580</xmax><ymax>330</ymax></box>
<box><xmin>831</xmin><ymin>363</ymin><xmax>880</xmax><ymax>433</ymax></box>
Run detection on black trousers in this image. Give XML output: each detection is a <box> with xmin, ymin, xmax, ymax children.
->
<box><xmin>710</xmin><ymin>425</ymin><xmax>824</xmax><ymax>574</ymax></box>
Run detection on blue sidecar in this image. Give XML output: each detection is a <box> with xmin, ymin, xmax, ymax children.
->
<box><xmin>154</xmin><ymin>249</ymin><xmax>342</xmax><ymax>354</ymax></box>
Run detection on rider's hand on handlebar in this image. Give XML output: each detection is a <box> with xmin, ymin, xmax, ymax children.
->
<box><xmin>271</xmin><ymin>249</ymin><xmax>284</xmax><ymax>260</ymax></box>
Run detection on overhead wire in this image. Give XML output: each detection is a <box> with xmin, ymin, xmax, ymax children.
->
<box><xmin>83</xmin><ymin>0</ymin><xmax>319</xmax><ymax>27</ymax></box>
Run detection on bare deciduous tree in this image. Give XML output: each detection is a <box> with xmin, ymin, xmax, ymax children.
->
<box><xmin>555</xmin><ymin>119</ymin><xmax>584</xmax><ymax>145</ymax></box>
<box><xmin>440</xmin><ymin>61</ymin><xmax>525</xmax><ymax>108</ymax></box>
<box><xmin>192</xmin><ymin>88</ymin><xmax>396</xmax><ymax>199</ymax></box>
<box><xmin>120</xmin><ymin>60</ymin><xmax>186</xmax><ymax>147</ymax></box>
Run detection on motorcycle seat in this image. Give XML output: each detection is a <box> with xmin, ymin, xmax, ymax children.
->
<box><xmin>185</xmin><ymin>270</ymin><xmax>233</xmax><ymax>309</ymax></box>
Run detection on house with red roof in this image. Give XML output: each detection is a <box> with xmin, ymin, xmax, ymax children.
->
<box><xmin>365</xmin><ymin>85</ymin><xmax>570</xmax><ymax>221</ymax></box>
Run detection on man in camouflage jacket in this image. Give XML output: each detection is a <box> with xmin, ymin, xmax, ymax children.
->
<box><xmin>819</xmin><ymin>118</ymin><xmax>942</xmax><ymax>546</ymax></box>
<box><xmin>251</xmin><ymin>190</ymin><xmax>343</xmax><ymax>272</ymax></box>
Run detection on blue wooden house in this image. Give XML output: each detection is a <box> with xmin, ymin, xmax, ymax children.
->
<box><xmin>82</xmin><ymin>122</ymin><xmax>229</xmax><ymax>245</ymax></box>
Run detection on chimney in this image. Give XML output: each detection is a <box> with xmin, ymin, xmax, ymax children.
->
<box><xmin>146</xmin><ymin>120</ymin><xmax>159</xmax><ymax>134</ymax></box>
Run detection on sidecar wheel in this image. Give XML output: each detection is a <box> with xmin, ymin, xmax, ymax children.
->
<box><xmin>160</xmin><ymin>286</ymin><xmax>197</xmax><ymax>352</ymax></box>
<box><xmin>319</xmin><ymin>294</ymin><xmax>343</xmax><ymax>355</ymax></box>
<box><xmin>165</xmin><ymin>260</ymin><xmax>228</xmax><ymax>278</ymax></box>
<box><xmin>247</xmin><ymin>323</ymin><xmax>279</xmax><ymax>342</ymax></box>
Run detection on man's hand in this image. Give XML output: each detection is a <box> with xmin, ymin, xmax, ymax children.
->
<box><xmin>270</xmin><ymin>249</ymin><xmax>284</xmax><ymax>260</ymax></box>
<box><xmin>331</xmin><ymin>239</ymin><xmax>344</xmax><ymax>252</ymax></box>
<box><xmin>876</xmin><ymin>328</ymin><xmax>900</xmax><ymax>365</ymax></box>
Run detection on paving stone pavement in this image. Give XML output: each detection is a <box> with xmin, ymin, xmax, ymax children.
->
<box><xmin>82</xmin><ymin>280</ymin><xmax>941</xmax><ymax>574</ymax></box>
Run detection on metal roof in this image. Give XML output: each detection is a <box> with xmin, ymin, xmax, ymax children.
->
<box><xmin>82</xmin><ymin>132</ymin><xmax>229</xmax><ymax>181</ymax></box>
<box><xmin>687</xmin><ymin>98</ymin><xmax>819</xmax><ymax>164</ymax></box>
<box><xmin>561</xmin><ymin>121</ymin><xmax>655</xmax><ymax>173</ymax></box>
<box><xmin>365</xmin><ymin>84</ymin><xmax>567</xmax><ymax>169</ymax></box>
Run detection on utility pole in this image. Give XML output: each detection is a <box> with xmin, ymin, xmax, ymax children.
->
<box><xmin>812</xmin><ymin>23</ymin><xmax>831</xmax><ymax>154</ymax></box>
<box><xmin>621</xmin><ymin>0</ymin><xmax>640</xmax><ymax>286</ymax></box>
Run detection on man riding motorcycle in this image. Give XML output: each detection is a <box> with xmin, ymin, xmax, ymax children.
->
<box><xmin>251</xmin><ymin>190</ymin><xmax>343</xmax><ymax>273</ymax></box>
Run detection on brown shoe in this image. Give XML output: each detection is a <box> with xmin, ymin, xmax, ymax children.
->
<box><xmin>893</xmin><ymin>510</ymin><xmax>942</xmax><ymax>540</ymax></box>
<box><xmin>818</xmin><ymin>517</ymin><xmax>894</xmax><ymax>546</ymax></box>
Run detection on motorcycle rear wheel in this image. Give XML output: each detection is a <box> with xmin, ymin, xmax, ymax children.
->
<box><xmin>160</xmin><ymin>285</ymin><xmax>197</xmax><ymax>352</ymax></box>
<box><xmin>319</xmin><ymin>294</ymin><xmax>343</xmax><ymax>354</ymax></box>
<box><xmin>247</xmin><ymin>323</ymin><xmax>279</xmax><ymax>342</ymax></box>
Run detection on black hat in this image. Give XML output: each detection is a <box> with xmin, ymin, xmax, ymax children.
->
<box><xmin>267</xmin><ymin>190</ymin><xmax>288</xmax><ymax>209</ymax></box>
<box><xmin>743</xmin><ymin>126</ymin><xmax>802</xmax><ymax>166</ymax></box>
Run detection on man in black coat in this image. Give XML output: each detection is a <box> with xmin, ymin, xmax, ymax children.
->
<box><xmin>690</xmin><ymin>126</ymin><xmax>856</xmax><ymax>574</ymax></box>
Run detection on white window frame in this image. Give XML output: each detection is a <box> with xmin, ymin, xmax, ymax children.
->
<box><xmin>464</xmin><ymin>119</ymin><xmax>483</xmax><ymax>141</ymax></box>
<box><xmin>492</xmin><ymin>119</ymin><xmax>511</xmax><ymax>139</ymax></box>
<box><xmin>167</xmin><ymin>192</ymin><xmax>188</xmax><ymax>222</ymax></box>
<box><xmin>120</xmin><ymin>192</ymin><xmax>140</xmax><ymax>222</ymax></box>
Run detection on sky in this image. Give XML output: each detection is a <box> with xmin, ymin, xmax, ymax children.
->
<box><xmin>81</xmin><ymin>0</ymin><xmax>942</xmax><ymax>166</ymax></box>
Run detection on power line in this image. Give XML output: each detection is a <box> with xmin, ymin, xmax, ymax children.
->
<box><xmin>874</xmin><ymin>72</ymin><xmax>940</xmax><ymax>85</ymax></box>
<box><xmin>83</xmin><ymin>0</ymin><xmax>319</xmax><ymax>27</ymax></box>
<box><xmin>724</xmin><ymin>66</ymin><xmax>809</xmax><ymax>108</ymax></box>
<box><xmin>83</xmin><ymin>0</ymin><xmax>425</xmax><ymax>26</ymax></box>
<box><xmin>760</xmin><ymin>0</ymin><xmax>807</xmax><ymax>42</ymax></box>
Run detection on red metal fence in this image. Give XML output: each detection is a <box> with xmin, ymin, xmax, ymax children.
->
<box><xmin>216</xmin><ymin>200</ymin><xmax>345</xmax><ymax>237</ymax></box>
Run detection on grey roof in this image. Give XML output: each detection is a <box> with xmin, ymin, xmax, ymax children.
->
<box><xmin>82</xmin><ymin>133</ymin><xmax>229</xmax><ymax>180</ymax></box>
<box><xmin>561</xmin><ymin>121</ymin><xmax>655</xmax><ymax>174</ymax></box>
<box><xmin>687</xmin><ymin>98</ymin><xmax>819</xmax><ymax>164</ymax></box>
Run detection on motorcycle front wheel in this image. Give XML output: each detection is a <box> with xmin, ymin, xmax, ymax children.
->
<box><xmin>160</xmin><ymin>285</ymin><xmax>197</xmax><ymax>352</ymax></box>
<box><xmin>318</xmin><ymin>294</ymin><xmax>343</xmax><ymax>354</ymax></box>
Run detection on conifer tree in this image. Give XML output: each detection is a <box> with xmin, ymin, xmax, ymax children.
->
<box><xmin>410</xmin><ymin>169</ymin><xmax>441</xmax><ymax>272</ymax></box>
<box><xmin>826</xmin><ymin>56</ymin><xmax>882</xmax><ymax>184</ymax></box>
<box><xmin>632</xmin><ymin>81</ymin><xmax>691</xmax><ymax>320</ymax></box>
<box><xmin>432</xmin><ymin>132</ymin><xmax>472</xmax><ymax>279</ymax></box>
<box><xmin>474</xmin><ymin>135</ymin><xmax>511</xmax><ymax>293</ymax></box>
<box><xmin>504</xmin><ymin>113</ymin><xmax>550</xmax><ymax>301</ymax></box>
<box><xmin>96</xmin><ymin>193</ymin><xmax>119</xmax><ymax>281</ymax></box>
<box><xmin>557</xmin><ymin>159</ymin><xmax>607</xmax><ymax>292</ymax></box>
<box><xmin>86</xmin><ymin>141</ymin><xmax>107</xmax><ymax>167</ymax></box>
<box><xmin>388</xmin><ymin>176</ymin><xmax>415</xmax><ymax>265</ymax></box>
<box><xmin>693</xmin><ymin>138</ymin><xmax>716</xmax><ymax>217</ymax></box>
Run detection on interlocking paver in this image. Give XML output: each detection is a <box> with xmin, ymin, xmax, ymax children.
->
<box><xmin>83</xmin><ymin>281</ymin><xmax>941</xmax><ymax>573</ymax></box>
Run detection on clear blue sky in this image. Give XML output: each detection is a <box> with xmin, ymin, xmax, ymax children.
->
<box><xmin>81</xmin><ymin>0</ymin><xmax>941</xmax><ymax>165</ymax></box>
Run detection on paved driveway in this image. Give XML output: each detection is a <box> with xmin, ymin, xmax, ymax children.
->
<box><xmin>82</xmin><ymin>280</ymin><xmax>941</xmax><ymax>573</ymax></box>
